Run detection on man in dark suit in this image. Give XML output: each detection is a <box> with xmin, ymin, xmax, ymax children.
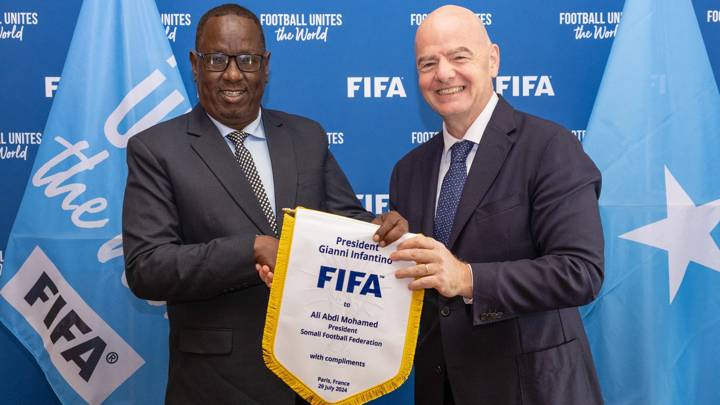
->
<box><xmin>122</xmin><ymin>4</ymin><xmax>406</xmax><ymax>404</ymax></box>
<box><xmin>390</xmin><ymin>5</ymin><xmax>604</xmax><ymax>405</ymax></box>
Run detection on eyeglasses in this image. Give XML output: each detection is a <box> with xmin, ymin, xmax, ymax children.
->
<box><xmin>193</xmin><ymin>51</ymin><xmax>266</xmax><ymax>72</ymax></box>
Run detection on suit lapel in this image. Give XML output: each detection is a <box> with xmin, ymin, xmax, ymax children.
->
<box><xmin>187</xmin><ymin>105</ymin><xmax>274</xmax><ymax>235</ymax></box>
<box><xmin>421</xmin><ymin>134</ymin><xmax>443</xmax><ymax>237</ymax></box>
<box><xmin>263</xmin><ymin>110</ymin><xmax>297</xmax><ymax>232</ymax></box>
<box><xmin>447</xmin><ymin>97</ymin><xmax>517</xmax><ymax>248</ymax></box>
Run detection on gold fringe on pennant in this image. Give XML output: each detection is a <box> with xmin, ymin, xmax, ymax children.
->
<box><xmin>263</xmin><ymin>207</ymin><xmax>324</xmax><ymax>403</ymax></box>
<box><xmin>262</xmin><ymin>207</ymin><xmax>425</xmax><ymax>404</ymax></box>
<box><xmin>262</xmin><ymin>208</ymin><xmax>309</xmax><ymax>396</ymax></box>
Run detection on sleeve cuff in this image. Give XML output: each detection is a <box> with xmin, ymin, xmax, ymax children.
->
<box><xmin>462</xmin><ymin>263</ymin><xmax>473</xmax><ymax>304</ymax></box>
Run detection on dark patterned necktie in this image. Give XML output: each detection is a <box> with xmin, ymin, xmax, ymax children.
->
<box><xmin>433</xmin><ymin>140</ymin><xmax>475</xmax><ymax>246</ymax></box>
<box><xmin>227</xmin><ymin>131</ymin><xmax>278</xmax><ymax>236</ymax></box>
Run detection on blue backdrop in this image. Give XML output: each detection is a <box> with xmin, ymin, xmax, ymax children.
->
<box><xmin>0</xmin><ymin>0</ymin><xmax>718</xmax><ymax>403</ymax></box>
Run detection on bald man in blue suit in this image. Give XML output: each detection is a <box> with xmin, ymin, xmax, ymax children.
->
<box><xmin>390</xmin><ymin>6</ymin><xmax>605</xmax><ymax>405</ymax></box>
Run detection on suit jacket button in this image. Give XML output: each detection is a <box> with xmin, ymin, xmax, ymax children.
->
<box><xmin>440</xmin><ymin>306</ymin><xmax>450</xmax><ymax>317</ymax></box>
<box><xmin>435</xmin><ymin>365</ymin><xmax>443</xmax><ymax>375</ymax></box>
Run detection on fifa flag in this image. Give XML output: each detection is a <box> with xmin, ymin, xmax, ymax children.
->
<box><xmin>581</xmin><ymin>0</ymin><xmax>720</xmax><ymax>404</ymax></box>
<box><xmin>263</xmin><ymin>208</ymin><xmax>423</xmax><ymax>405</ymax></box>
<box><xmin>0</xmin><ymin>1</ymin><xmax>190</xmax><ymax>404</ymax></box>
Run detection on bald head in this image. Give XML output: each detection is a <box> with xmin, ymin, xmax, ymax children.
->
<box><xmin>416</xmin><ymin>5</ymin><xmax>491</xmax><ymax>52</ymax></box>
<box><xmin>414</xmin><ymin>5</ymin><xmax>500</xmax><ymax>137</ymax></box>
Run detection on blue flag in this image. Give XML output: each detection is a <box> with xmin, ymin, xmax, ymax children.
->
<box><xmin>0</xmin><ymin>1</ymin><xmax>190</xmax><ymax>403</ymax></box>
<box><xmin>581</xmin><ymin>0</ymin><xmax>720</xmax><ymax>404</ymax></box>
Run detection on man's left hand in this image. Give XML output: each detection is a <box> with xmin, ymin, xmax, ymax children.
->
<box><xmin>256</xmin><ymin>264</ymin><xmax>273</xmax><ymax>288</ymax></box>
<box><xmin>372</xmin><ymin>210</ymin><xmax>409</xmax><ymax>247</ymax></box>
<box><xmin>391</xmin><ymin>235</ymin><xmax>473</xmax><ymax>299</ymax></box>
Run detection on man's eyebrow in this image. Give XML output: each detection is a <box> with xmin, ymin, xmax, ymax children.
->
<box><xmin>416</xmin><ymin>55</ymin><xmax>437</xmax><ymax>65</ymax></box>
<box><xmin>447</xmin><ymin>46</ymin><xmax>473</xmax><ymax>55</ymax></box>
<box><xmin>417</xmin><ymin>46</ymin><xmax>474</xmax><ymax>64</ymax></box>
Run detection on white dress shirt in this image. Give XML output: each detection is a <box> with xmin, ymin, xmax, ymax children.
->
<box><xmin>208</xmin><ymin>109</ymin><xmax>277</xmax><ymax>215</ymax></box>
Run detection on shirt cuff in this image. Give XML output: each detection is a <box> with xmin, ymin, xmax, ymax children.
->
<box><xmin>462</xmin><ymin>263</ymin><xmax>473</xmax><ymax>304</ymax></box>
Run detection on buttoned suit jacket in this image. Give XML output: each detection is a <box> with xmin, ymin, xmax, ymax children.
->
<box><xmin>389</xmin><ymin>96</ymin><xmax>604</xmax><ymax>405</ymax></box>
<box><xmin>122</xmin><ymin>105</ymin><xmax>372</xmax><ymax>405</ymax></box>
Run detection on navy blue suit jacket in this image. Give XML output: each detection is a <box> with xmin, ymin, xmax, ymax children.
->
<box><xmin>390</xmin><ymin>96</ymin><xmax>604</xmax><ymax>405</ymax></box>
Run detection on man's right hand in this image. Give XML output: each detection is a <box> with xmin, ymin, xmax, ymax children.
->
<box><xmin>254</xmin><ymin>235</ymin><xmax>279</xmax><ymax>270</ymax></box>
<box><xmin>254</xmin><ymin>235</ymin><xmax>278</xmax><ymax>288</ymax></box>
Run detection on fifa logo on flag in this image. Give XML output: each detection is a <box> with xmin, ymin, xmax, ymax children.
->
<box><xmin>0</xmin><ymin>247</ymin><xmax>144</xmax><ymax>404</ymax></box>
<box><xmin>24</xmin><ymin>272</ymin><xmax>110</xmax><ymax>382</ymax></box>
<box><xmin>347</xmin><ymin>77</ymin><xmax>407</xmax><ymax>98</ymax></box>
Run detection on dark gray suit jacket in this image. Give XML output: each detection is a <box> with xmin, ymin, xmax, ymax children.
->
<box><xmin>389</xmin><ymin>97</ymin><xmax>604</xmax><ymax>405</ymax></box>
<box><xmin>122</xmin><ymin>105</ymin><xmax>372</xmax><ymax>405</ymax></box>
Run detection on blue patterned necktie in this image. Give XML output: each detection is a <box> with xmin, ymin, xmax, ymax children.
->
<box><xmin>227</xmin><ymin>131</ymin><xmax>278</xmax><ymax>237</ymax></box>
<box><xmin>433</xmin><ymin>140</ymin><xmax>475</xmax><ymax>246</ymax></box>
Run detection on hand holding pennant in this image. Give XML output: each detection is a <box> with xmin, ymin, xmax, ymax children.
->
<box><xmin>262</xmin><ymin>207</ymin><xmax>423</xmax><ymax>405</ymax></box>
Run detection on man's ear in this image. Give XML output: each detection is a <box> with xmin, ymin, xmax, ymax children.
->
<box><xmin>190</xmin><ymin>51</ymin><xmax>199</xmax><ymax>82</ymax></box>
<box><xmin>489</xmin><ymin>44</ymin><xmax>500</xmax><ymax>78</ymax></box>
<box><xmin>263</xmin><ymin>52</ymin><xmax>271</xmax><ymax>84</ymax></box>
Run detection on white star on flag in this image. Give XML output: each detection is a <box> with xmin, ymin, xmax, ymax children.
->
<box><xmin>620</xmin><ymin>166</ymin><xmax>720</xmax><ymax>303</ymax></box>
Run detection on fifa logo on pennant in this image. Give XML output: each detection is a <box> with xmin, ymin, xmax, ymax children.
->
<box><xmin>316</xmin><ymin>266</ymin><xmax>382</xmax><ymax>297</ymax></box>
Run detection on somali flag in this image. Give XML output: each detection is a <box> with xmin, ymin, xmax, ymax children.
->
<box><xmin>0</xmin><ymin>0</ymin><xmax>190</xmax><ymax>404</ymax></box>
<box><xmin>581</xmin><ymin>0</ymin><xmax>720</xmax><ymax>404</ymax></box>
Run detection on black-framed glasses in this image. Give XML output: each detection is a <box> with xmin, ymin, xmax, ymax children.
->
<box><xmin>193</xmin><ymin>51</ymin><xmax>266</xmax><ymax>72</ymax></box>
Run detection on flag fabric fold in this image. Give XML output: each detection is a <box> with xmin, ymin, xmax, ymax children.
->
<box><xmin>581</xmin><ymin>0</ymin><xmax>720</xmax><ymax>404</ymax></box>
<box><xmin>0</xmin><ymin>1</ymin><xmax>190</xmax><ymax>403</ymax></box>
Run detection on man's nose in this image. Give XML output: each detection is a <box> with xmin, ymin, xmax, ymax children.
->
<box><xmin>222</xmin><ymin>56</ymin><xmax>244</xmax><ymax>81</ymax></box>
<box><xmin>435</xmin><ymin>58</ymin><xmax>455</xmax><ymax>83</ymax></box>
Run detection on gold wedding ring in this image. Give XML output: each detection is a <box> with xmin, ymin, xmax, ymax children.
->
<box><xmin>424</xmin><ymin>263</ymin><xmax>430</xmax><ymax>275</ymax></box>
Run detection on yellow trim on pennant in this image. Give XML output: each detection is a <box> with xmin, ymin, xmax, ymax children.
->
<box><xmin>263</xmin><ymin>207</ymin><xmax>424</xmax><ymax>405</ymax></box>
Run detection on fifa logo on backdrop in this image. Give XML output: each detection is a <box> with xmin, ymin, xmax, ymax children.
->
<box><xmin>161</xmin><ymin>13</ymin><xmax>191</xmax><ymax>42</ymax></box>
<box><xmin>357</xmin><ymin>194</ymin><xmax>389</xmax><ymax>215</ymax></box>
<box><xmin>1</xmin><ymin>11</ymin><xmax>38</xmax><ymax>41</ymax></box>
<box><xmin>494</xmin><ymin>75</ymin><xmax>555</xmax><ymax>97</ymax></box>
<box><xmin>347</xmin><ymin>77</ymin><xmax>407</xmax><ymax>98</ymax></box>
<box><xmin>571</xmin><ymin>130</ymin><xmax>586</xmax><ymax>143</ymax></box>
<box><xmin>45</xmin><ymin>76</ymin><xmax>60</xmax><ymax>98</ymax></box>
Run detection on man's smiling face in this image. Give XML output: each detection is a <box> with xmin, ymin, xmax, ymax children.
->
<box><xmin>191</xmin><ymin>14</ymin><xmax>269</xmax><ymax>129</ymax></box>
<box><xmin>415</xmin><ymin>7</ymin><xmax>499</xmax><ymax>128</ymax></box>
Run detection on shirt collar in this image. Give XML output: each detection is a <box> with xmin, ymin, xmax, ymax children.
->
<box><xmin>441</xmin><ymin>92</ymin><xmax>499</xmax><ymax>155</ymax></box>
<box><xmin>207</xmin><ymin>108</ymin><xmax>264</xmax><ymax>139</ymax></box>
